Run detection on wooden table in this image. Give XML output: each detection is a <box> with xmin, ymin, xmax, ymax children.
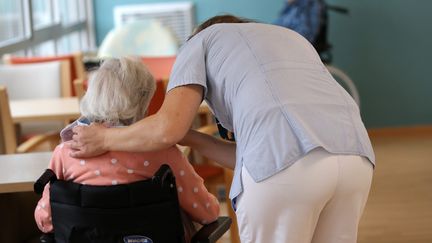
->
<box><xmin>10</xmin><ymin>97</ymin><xmax>80</xmax><ymax>123</ymax></box>
<box><xmin>0</xmin><ymin>152</ymin><xmax>52</xmax><ymax>193</ymax></box>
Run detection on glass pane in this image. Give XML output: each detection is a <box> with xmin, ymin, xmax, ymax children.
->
<box><xmin>12</xmin><ymin>50</ymin><xmax>26</xmax><ymax>56</ymax></box>
<box><xmin>31</xmin><ymin>40</ymin><xmax>55</xmax><ymax>56</ymax></box>
<box><xmin>69</xmin><ymin>31</ymin><xmax>81</xmax><ymax>52</ymax></box>
<box><xmin>80</xmin><ymin>30</ymin><xmax>89</xmax><ymax>51</ymax></box>
<box><xmin>57</xmin><ymin>31</ymin><xmax>80</xmax><ymax>54</ymax></box>
<box><xmin>56</xmin><ymin>35</ymin><xmax>68</xmax><ymax>55</ymax></box>
<box><xmin>0</xmin><ymin>1</ymin><xmax>25</xmax><ymax>43</ymax></box>
<box><xmin>57</xmin><ymin>0</ymin><xmax>79</xmax><ymax>25</ymax></box>
<box><xmin>32</xmin><ymin>0</ymin><xmax>53</xmax><ymax>29</ymax></box>
<box><xmin>78</xmin><ymin>0</ymin><xmax>86</xmax><ymax>21</ymax></box>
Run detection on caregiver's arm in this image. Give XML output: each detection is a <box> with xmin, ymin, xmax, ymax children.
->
<box><xmin>180</xmin><ymin>128</ymin><xmax>236</xmax><ymax>169</ymax></box>
<box><xmin>70</xmin><ymin>85</ymin><xmax>203</xmax><ymax>157</ymax></box>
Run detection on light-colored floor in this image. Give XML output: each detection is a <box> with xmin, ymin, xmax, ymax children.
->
<box><xmin>358</xmin><ymin>130</ymin><xmax>432</xmax><ymax>243</ymax></box>
<box><xmin>218</xmin><ymin>128</ymin><xmax>432</xmax><ymax>243</ymax></box>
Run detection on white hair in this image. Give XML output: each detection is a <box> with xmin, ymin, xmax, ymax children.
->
<box><xmin>80</xmin><ymin>57</ymin><xmax>156</xmax><ymax>126</ymax></box>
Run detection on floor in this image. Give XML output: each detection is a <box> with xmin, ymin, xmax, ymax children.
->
<box><xmin>217</xmin><ymin>128</ymin><xmax>432</xmax><ymax>243</ymax></box>
<box><xmin>358</xmin><ymin>129</ymin><xmax>432</xmax><ymax>243</ymax></box>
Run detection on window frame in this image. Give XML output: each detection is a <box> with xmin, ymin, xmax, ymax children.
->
<box><xmin>0</xmin><ymin>0</ymin><xmax>95</xmax><ymax>56</ymax></box>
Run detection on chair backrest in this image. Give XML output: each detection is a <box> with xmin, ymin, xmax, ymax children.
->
<box><xmin>140</xmin><ymin>56</ymin><xmax>176</xmax><ymax>114</ymax></box>
<box><xmin>39</xmin><ymin>164</ymin><xmax>186</xmax><ymax>243</ymax></box>
<box><xmin>73</xmin><ymin>78</ymin><xmax>86</xmax><ymax>99</ymax></box>
<box><xmin>97</xmin><ymin>19</ymin><xmax>179</xmax><ymax>58</ymax></box>
<box><xmin>0</xmin><ymin>61</ymin><xmax>70</xmax><ymax>141</ymax></box>
<box><xmin>0</xmin><ymin>86</ymin><xmax>17</xmax><ymax>154</ymax></box>
<box><xmin>147</xmin><ymin>79</ymin><xmax>166</xmax><ymax>115</ymax></box>
<box><xmin>3</xmin><ymin>52</ymin><xmax>85</xmax><ymax>96</ymax></box>
<box><xmin>141</xmin><ymin>56</ymin><xmax>176</xmax><ymax>81</ymax></box>
<box><xmin>0</xmin><ymin>61</ymin><xmax>71</xmax><ymax>99</ymax></box>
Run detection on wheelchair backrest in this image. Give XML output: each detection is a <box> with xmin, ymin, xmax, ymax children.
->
<box><xmin>47</xmin><ymin>164</ymin><xmax>185</xmax><ymax>243</ymax></box>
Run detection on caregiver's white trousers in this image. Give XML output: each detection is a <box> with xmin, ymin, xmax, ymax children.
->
<box><xmin>236</xmin><ymin>148</ymin><xmax>373</xmax><ymax>243</ymax></box>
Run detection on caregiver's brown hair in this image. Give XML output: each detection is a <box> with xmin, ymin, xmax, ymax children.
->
<box><xmin>188</xmin><ymin>14</ymin><xmax>252</xmax><ymax>40</ymax></box>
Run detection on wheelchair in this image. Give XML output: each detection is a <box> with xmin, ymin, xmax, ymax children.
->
<box><xmin>34</xmin><ymin>164</ymin><xmax>231</xmax><ymax>243</ymax></box>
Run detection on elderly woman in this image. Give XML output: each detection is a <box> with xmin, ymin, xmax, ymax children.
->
<box><xmin>34</xmin><ymin>57</ymin><xmax>219</xmax><ymax>239</ymax></box>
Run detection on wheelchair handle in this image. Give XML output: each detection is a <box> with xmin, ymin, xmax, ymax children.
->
<box><xmin>34</xmin><ymin>169</ymin><xmax>57</xmax><ymax>194</ymax></box>
<box><xmin>152</xmin><ymin>164</ymin><xmax>175</xmax><ymax>188</ymax></box>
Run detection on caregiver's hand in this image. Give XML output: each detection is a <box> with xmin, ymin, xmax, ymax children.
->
<box><xmin>69</xmin><ymin>123</ymin><xmax>108</xmax><ymax>158</ymax></box>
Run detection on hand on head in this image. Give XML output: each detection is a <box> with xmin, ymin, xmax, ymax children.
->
<box><xmin>69</xmin><ymin>123</ymin><xmax>108</xmax><ymax>158</ymax></box>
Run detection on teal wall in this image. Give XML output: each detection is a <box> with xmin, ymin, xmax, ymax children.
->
<box><xmin>93</xmin><ymin>0</ymin><xmax>432</xmax><ymax>128</ymax></box>
<box><xmin>327</xmin><ymin>0</ymin><xmax>432</xmax><ymax>128</ymax></box>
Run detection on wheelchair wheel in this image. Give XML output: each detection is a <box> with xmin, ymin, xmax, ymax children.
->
<box><xmin>325</xmin><ymin>64</ymin><xmax>360</xmax><ymax>108</ymax></box>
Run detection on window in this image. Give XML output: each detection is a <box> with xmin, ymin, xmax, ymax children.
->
<box><xmin>32</xmin><ymin>0</ymin><xmax>54</xmax><ymax>30</ymax></box>
<box><xmin>0</xmin><ymin>1</ymin><xmax>27</xmax><ymax>44</ymax></box>
<box><xmin>0</xmin><ymin>0</ymin><xmax>95</xmax><ymax>57</ymax></box>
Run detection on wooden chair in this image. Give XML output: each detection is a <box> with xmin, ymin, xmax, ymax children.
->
<box><xmin>0</xmin><ymin>86</ymin><xmax>59</xmax><ymax>154</ymax></box>
<box><xmin>73</xmin><ymin>78</ymin><xmax>86</xmax><ymax>99</ymax></box>
<box><xmin>0</xmin><ymin>60</ymin><xmax>72</xmax><ymax>99</ymax></box>
<box><xmin>0</xmin><ymin>61</ymin><xmax>71</xmax><ymax>142</ymax></box>
<box><xmin>3</xmin><ymin>52</ymin><xmax>86</xmax><ymax>96</ymax></box>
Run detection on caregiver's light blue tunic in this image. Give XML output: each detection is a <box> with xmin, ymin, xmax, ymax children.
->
<box><xmin>167</xmin><ymin>23</ymin><xmax>375</xmax><ymax>207</ymax></box>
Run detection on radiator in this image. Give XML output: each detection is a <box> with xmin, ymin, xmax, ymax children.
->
<box><xmin>114</xmin><ymin>2</ymin><xmax>195</xmax><ymax>44</ymax></box>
